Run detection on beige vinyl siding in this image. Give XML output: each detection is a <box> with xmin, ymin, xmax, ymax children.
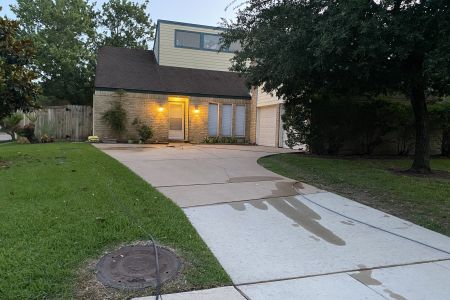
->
<box><xmin>256</xmin><ymin>86</ymin><xmax>283</xmax><ymax>107</ymax></box>
<box><xmin>158</xmin><ymin>22</ymin><xmax>234</xmax><ymax>71</ymax></box>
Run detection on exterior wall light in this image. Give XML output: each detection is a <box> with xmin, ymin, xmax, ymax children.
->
<box><xmin>194</xmin><ymin>105</ymin><xmax>199</xmax><ymax>113</ymax></box>
<box><xmin>158</xmin><ymin>105</ymin><xmax>164</xmax><ymax>112</ymax></box>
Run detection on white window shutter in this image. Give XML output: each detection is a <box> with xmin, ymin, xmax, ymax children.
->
<box><xmin>221</xmin><ymin>104</ymin><xmax>232</xmax><ymax>136</ymax></box>
<box><xmin>235</xmin><ymin>105</ymin><xmax>246</xmax><ymax>136</ymax></box>
<box><xmin>208</xmin><ymin>104</ymin><xmax>218</xmax><ymax>136</ymax></box>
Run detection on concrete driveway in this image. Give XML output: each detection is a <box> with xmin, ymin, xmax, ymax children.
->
<box><xmin>96</xmin><ymin>144</ymin><xmax>450</xmax><ymax>300</ymax></box>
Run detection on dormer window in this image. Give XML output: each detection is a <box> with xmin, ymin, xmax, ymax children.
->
<box><xmin>174</xmin><ymin>29</ymin><xmax>240</xmax><ymax>52</ymax></box>
<box><xmin>203</xmin><ymin>34</ymin><xmax>221</xmax><ymax>50</ymax></box>
<box><xmin>175</xmin><ymin>30</ymin><xmax>201</xmax><ymax>49</ymax></box>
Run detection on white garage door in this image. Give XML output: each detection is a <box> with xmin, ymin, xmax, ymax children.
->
<box><xmin>257</xmin><ymin>105</ymin><xmax>278</xmax><ymax>147</ymax></box>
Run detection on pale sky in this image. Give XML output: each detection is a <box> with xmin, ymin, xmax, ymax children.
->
<box><xmin>1</xmin><ymin>0</ymin><xmax>238</xmax><ymax>27</ymax></box>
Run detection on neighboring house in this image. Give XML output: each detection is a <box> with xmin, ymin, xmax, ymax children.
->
<box><xmin>93</xmin><ymin>20</ymin><xmax>257</xmax><ymax>144</ymax></box>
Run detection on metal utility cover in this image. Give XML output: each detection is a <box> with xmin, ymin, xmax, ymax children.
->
<box><xmin>96</xmin><ymin>245</ymin><xmax>181</xmax><ymax>290</ymax></box>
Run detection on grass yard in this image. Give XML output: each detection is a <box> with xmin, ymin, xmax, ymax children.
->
<box><xmin>259</xmin><ymin>154</ymin><xmax>450</xmax><ymax>237</ymax></box>
<box><xmin>0</xmin><ymin>143</ymin><xmax>230</xmax><ymax>299</ymax></box>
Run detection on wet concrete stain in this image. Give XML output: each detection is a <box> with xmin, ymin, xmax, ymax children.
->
<box><xmin>227</xmin><ymin>176</ymin><xmax>282</xmax><ymax>183</ymax></box>
<box><xmin>351</xmin><ymin>266</ymin><xmax>407</xmax><ymax>300</ymax></box>
<box><xmin>268</xmin><ymin>182</ymin><xmax>300</xmax><ymax>197</ymax></box>
<box><xmin>228</xmin><ymin>196</ymin><xmax>346</xmax><ymax>246</ymax></box>
<box><xmin>249</xmin><ymin>200</ymin><xmax>269</xmax><ymax>210</ymax></box>
<box><xmin>384</xmin><ymin>289</ymin><xmax>407</xmax><ymax>300</ymax></box>
<box><xmin>229</xmin><ymin>202</ymin><xmax>246</xmax><ymax>211</ymax></box>
<box><xmin>341</xmin><ymin>220</ymin><xmax>355</xmax><ymax>226</ymax></box>
<box><xmin>350</xmin><ymin>265</ymin><xmax>382</xmax><ymax>286</ymax></box>
<box><xmin>309</xmin><ymin>235</ymin><xmax>321</xmax><ymax>241</ymax></box>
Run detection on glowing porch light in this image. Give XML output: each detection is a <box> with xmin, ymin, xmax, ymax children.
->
<box><xmin>194</xmin><ymin>105</ymin><xmax>199</xmax><ymax>113</ymax></box>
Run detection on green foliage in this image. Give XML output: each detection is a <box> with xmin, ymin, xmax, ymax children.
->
<box><xmin>132</xmin><ymin>117</ymin><xmax>153</xmax><ymax>142</ymax></box>
<box><xmin>0</xmin><ymin>17</ymin><xmax>40</xmax><ymax>119</ymax></box>
<box><xmin>17</xmin><ymin>123</ymin><xmax>36</xmax><ymax>142</ymax></box>
<box><xmin>98</xmin><ymin>0</ymin><xmax>155</xmax><ymax>49</ymax></box>
<box><xmin>0</xmin><ymin>113</ymin><xmax>23</xmax><ymax>140</ymax></box>
<box><xmin>12</xmin><ymin>0</ymin><xmax>97</xmax><ymax>106</ymax></box>
<box><xmin>222</xmin><ymin>0</ymin><xmax>450</xmax><ymax>170</ymax></box>
<box><xmin>284</xmin><ymin>97</ymin><xmax>450</xmax><ymax>155</ymax></box>
<box><xmin>102</xmin><ymin>101</ymin><xmax>127</xmax><ymax>136</ymax></box>
<box><xmin>430</xmin><ymin>100</ymin><xmax>450</xmax><ymax>155</ymax></box>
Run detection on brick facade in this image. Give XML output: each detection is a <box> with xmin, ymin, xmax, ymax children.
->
<box><xmin>93</xmin><ymin>90</ymin><xmax>255</xmax><ymax>143</ymax></box>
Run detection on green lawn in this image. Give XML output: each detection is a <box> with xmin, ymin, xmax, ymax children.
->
<box><xmin>0</xmin><ymin>143</ymin><xmax>230</xmax><ymax>299</ymax></box>
<box><xmin>259</xmin><ymin>154</ymin><xmax>450</xmax><ymax>236</ymax></box>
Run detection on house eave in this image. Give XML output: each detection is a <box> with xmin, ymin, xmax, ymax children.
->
<box><xmin>95</xmin><ymin>87</ymin><xmax>252</xmax><ymax>100</ymax></box>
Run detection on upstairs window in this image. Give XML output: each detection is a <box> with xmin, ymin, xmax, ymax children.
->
<box><xmin>203</xmin><ymin>34</ymin><xmax>221</xmax><ymax>50</ymax></box>
<box><xmin>174</xmin><ymin>29</ymin><xmax>241</xmax><ymax>53</ymax></box>
<box><xmin>175</xmin><ymin>30</ymin><xmax>201</xmax><ymax>49</ymax></box>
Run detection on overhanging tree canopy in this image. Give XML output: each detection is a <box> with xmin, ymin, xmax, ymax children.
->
<box><xmin>0</xmin><ymin>16</ymin><xmax>39</xmax><ymax>120</ymax></box>
<box><xmin>222</xmin><ymin>0</ymin><xmax>450</xmax><ymax>173</ymax></box>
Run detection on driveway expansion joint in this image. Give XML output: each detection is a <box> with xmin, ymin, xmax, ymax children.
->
<box><xmin>234</xmin><ymin>258</ymin><xmax>450</xmax><ymax>287</ymax></box>
<box><xmin>303</xmin><ymin>193</ymin><xmax>450</xmax><ymax>255</ymax></box>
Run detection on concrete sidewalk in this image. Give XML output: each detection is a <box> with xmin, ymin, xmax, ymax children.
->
<box><xmin>96</xmin><ymin>144</ymin><xmax>450</xmax><ymax>300</ymax></box>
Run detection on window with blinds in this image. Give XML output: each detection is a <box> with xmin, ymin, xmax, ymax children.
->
<box><xmin>208</xmin><ymin>103</ymin><xmax>218</xmax><ymax>136</ymax></box>
<box><xmin>221</xmin><ymin>104</ymin><xmax>232</xmax><ymax>136</ymax></box>
<box><xmin>235</xmin><ymin>105</ymin><xmax>246</xmax><ymax>136</ymax></box>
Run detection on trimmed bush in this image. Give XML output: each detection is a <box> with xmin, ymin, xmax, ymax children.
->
<box><xmin>283</xmin><ymin>97</ymin><xmax>449</xmax><ymax>155</ymax></box>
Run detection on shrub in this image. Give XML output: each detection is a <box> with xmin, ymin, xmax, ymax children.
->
<box><xmin>18</xmin><ymin>124</ymin><xmax>36</xmax><ymax>142</ymax></box>
<box><xmin>283</xmin><ymin>97</ymin><xmax>418</xmax><ymax>155</ymax></box>
<box><xmin>132</xmin><ymin>118</ymin><xmax>153</xmax><ymax>142</ymax></box>
<box><xmin>102</xmin><ymin>101</ymin><xmax>127</xmax><ymax>136</ymax></box>
<box><xmin>203</xmin><ymin>136</ymin><xmax>244</xmax><ymax>144</ymax></box>
<box><xmin>40</xmin><ymin>134</ymin><xmax>54</xmax><ymax>143</ymax></box>
<box><xmin>430</xmin><ymin>100</ymin><xmax>450</xmax><ymax>156</ymax></box>
<box><xmin>0</xmin><ymin>113</ymin><xmax>23</xmax><ymax>141</ymax></box>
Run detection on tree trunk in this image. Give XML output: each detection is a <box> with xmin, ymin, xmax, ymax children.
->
<box><xmin>409</xmin><ymin>85</ymin><xmax>431</xmax><ymax>173</ymax></box>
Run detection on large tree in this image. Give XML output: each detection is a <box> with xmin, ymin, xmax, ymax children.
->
<box><xmin>0</xmin><ymin>16</ymin><xmax>39</xmax><ymax>120</ymax></box>
<box><xmin>97</xmin><ymin>0</ymin><xmax>154</xmax><ymax>49</ymax></box>
<box><xmin>222</xmin><ymin>0</ymin><xmax>450</xmax><ymax>173</ymax></box>
<box><xmin>11</xmin><ymin>0</ymin><xmax>97</xmax><ymax>106</ymax></box>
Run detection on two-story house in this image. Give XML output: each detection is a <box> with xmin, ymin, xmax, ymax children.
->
<box><xmin>93</xmin><ymin>19</ymin><xmax>256</xmax><ymax>144</ymax></box>
<box><xmin>93</xmin><ymin>19</ymin><xmax>290</xmax><ymax>147</ymax></box>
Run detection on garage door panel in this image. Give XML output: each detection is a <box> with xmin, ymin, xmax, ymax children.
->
<box><xmin>257</xmin><ymin>106</ymin><xmax>277</xmax><ymax>147</ymax></box>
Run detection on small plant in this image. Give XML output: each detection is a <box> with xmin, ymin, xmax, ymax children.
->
<box><xmin>102</xmin><ymin>101</ymin><xmax>127</xmax><ymax>137</ymax></box>
<box><xmin>0</xmin><ymin>113</ymin><xmax>23</xmax><ymax>141</ymax></box>
<box><xmin>132</xmin><ymin>118</ymin><xmax>153</xmax><ymax>142</ymax></box>
<box><xmin>40</xmin><ymin>134</ymin><xmax>54</xmax><ymax>143</ymax></box>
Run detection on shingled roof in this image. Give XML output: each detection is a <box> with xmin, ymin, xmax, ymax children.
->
<box><xmin>95</xmin><ymin>47</ymin><xmax>251</xmax><ymax>99</ymax></box>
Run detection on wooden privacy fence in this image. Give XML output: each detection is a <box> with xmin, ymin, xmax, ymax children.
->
<box><xmin>21</xmin><ymin>105</ymin><xmax>93</xmax><ymax>141</ymax></box>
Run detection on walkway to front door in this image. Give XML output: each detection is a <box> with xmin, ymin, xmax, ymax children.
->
<box><xmin>96</xmin><ymin>144</ymin><xmax>450</xmax><ymax>300</ymax></box>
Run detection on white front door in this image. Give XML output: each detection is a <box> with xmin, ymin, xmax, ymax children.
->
<box><xmin>169</xmin><ymin>102</ymin><xmax>184</xmax><ymax>140</ymax></box>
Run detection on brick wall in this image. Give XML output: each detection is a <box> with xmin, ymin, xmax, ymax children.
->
<box><xmin>93</xmin><ymin>90</ymin><xmax>255</xmax><ymax>143</ymax></box>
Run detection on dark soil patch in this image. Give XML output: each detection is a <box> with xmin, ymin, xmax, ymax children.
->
<box><xmin>390</xmin><ymin>168</ymin><xmax>450</xmax><ymax>180</ymax></box>
<box><xmin>0</xmin><ymin>160</ymin><xmax>10</xmax><ymax>169</ymax></box>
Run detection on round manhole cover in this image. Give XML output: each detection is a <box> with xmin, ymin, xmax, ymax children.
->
<box><xmin>96</xmin><ymin>245</ymin><xmax>181</xmax><ymax>289</ymax></box>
